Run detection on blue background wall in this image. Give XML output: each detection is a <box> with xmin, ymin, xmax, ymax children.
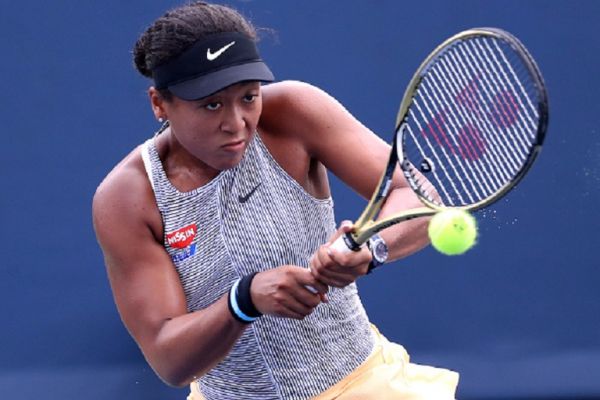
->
<box><xmin>1</xmin><ymin>1</ymin><xmax>598</xmax><ymax>399</ymax></box>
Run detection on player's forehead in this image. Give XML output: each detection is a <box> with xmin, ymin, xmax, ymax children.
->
<box><xmin>194</xmin><ymin>81</ymin><xmax>262</xmax><ymax>101</ymax></box>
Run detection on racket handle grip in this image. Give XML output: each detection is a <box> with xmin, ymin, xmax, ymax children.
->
<box><xmin>330</xmin><ymin>233</ymin><xmax>362</xmax><ymax>254</ymax></box>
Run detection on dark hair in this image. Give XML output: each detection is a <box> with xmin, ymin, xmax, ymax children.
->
<box><xmin>133</xmin><ymin>1</ymin><xmax>257</xmax><ymax>100</ymax></box>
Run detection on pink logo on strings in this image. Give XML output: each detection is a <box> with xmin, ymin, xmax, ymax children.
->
<box><xmin>421</xmin><ymin>77</ymin><xmax>520</xmax><ymax>161</ymax></box>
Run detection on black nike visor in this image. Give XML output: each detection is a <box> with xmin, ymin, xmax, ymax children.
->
<box><xmin>152</xmin><ymin>32</ymin><xmax>274</xmax><ymax>101</ymax></box>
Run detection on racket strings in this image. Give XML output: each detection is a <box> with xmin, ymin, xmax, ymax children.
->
<box><xmin>442</xmin><ymin>50</ymin><xmax>523</xmax><ymax>176</ymax></box>
<box><xmin>484</xmin><ymin>40</ymin><xmax>539</xmax><ymax>130</ymax></box>
<box><xmin>463</xmin><ymin>41</ymin><xmax>535</xmax><ymax>153</ymax></box>
<box><xmin>419</xmin><ymin>76</ymin><xmax>498</xmax><ymax>197</ymax></box>
<box><xmin>403</xmin><ymin>34</ymin><xmax>541</xmax><ymax>207</ymax></box>
<box><xmin>409</xmin><ymin>102</ymin><xmax>476</xmax><ymax>205</ymax></box>
<box><xmin>404</xmin><ymin>118</ymin><xmax>466</xmax><ymax>205</ymax></box>
<box><xmin>436</xmin><ymin>52</ymin><xmax>517</xmax><ymax>186</ymax></box>
<box><xmin>461</xmin><ymin>38</ymin><xmax>539</xmax><ymax>156</ymax></box>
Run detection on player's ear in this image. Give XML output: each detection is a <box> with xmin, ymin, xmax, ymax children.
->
<box><xmin>149</xmin><ymin>87</ymin><xmax>168</xmax><ymax>122</ymax></box>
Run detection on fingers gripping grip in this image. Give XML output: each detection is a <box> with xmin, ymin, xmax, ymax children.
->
<box><xmin>305</xmin><ymin>233</ymin><xmax>362</xmax><ymax>293</ymax></box>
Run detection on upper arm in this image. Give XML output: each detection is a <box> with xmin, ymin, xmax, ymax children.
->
<box><xmin>262</xmin><ymin>81</ymin><xmax>406</xmax><ymax>199</ymax></box>
<box><xmin>92</xmin><ymin>163</ymin><xmax>187</xmax><ymax>353</ymax></box>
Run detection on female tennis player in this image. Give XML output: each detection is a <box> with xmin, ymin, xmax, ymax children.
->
<box><xmin>92</xmin><ymin>2</ymin><xmax>458</xmax><ymax>399</ymax></box>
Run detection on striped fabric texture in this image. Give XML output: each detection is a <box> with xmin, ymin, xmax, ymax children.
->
<box><xmin>141</xmin><ymin>132</ymin><xmax>375</xmax><ymax>400</ymax></box>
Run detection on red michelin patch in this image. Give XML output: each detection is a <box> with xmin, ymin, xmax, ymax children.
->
<box><xmin>166</xmin><ymin>223</ymin><xmax>197</xmax><ymax>249</ymax></box>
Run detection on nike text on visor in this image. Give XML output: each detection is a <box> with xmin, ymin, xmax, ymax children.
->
<box><xmin>152</xmin><ymin>32</ymin><xmax>274</xmax><ymax>100</ymax></box>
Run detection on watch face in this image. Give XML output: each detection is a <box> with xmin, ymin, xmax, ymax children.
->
<box><xmin>373</xmin><ymin>240</ymin><xmax>388</xmax><ymax>263</ymax></box>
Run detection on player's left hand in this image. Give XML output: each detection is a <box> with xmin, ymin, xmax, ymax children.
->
<box><xmin>309</xmin><ymin>221</ymin><xmax>372</xmax><ymax>288</ymax></box>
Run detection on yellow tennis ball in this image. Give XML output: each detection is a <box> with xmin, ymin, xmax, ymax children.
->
<box><xmin>428</xmin><ymin>209</ymin><xmax>477</xmax><ymax>255</ymax></box>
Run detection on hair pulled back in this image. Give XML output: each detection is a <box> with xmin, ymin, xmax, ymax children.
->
<box><xmin>133</xmin><ymin>1</ymin><xmax>257</xmax><ymax>80</ymax></box>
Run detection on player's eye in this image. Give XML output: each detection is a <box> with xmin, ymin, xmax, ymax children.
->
<box><xmin>243</xmin><ymin>94</ymin><xmax>258</xmax><ymax>103</ymax></box>
<box><xmin>204</xmin><ymin>102</ymin><xmax>221</xmax><ymax>111</ymax></box>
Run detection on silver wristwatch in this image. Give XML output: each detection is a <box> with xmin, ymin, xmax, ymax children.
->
<box><xmin>366</xmin><ymin>234</ymin><xmax>388</xmax><ymax>273</ymax></box>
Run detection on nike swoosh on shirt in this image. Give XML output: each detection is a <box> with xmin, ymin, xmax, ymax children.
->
<box><xmin>238</xmin><ymin>183</ymin><xmax>261</xmax><ymax>203</ymax></box>
<box><xmin>206</xmin><ymin>41</ymin><xmax>236</xmax><ymax>61</ymax></box>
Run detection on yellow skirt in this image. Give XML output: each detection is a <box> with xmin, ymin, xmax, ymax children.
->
<box><xmin>188</xmin><ymin>326</ymin><xmax>459</xmax><ymax>400</ymax></box>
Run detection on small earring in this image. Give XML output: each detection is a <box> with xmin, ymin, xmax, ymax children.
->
<box><xmin>158</xmin><ymin>117</ymin><xmax>165</xmax><ymax>123</ymax></box>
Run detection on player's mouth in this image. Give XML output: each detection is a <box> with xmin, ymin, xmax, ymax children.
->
<box><xmin>221</xmin><ymin>139</ymin><xmax>246</xmax><ymax>152</ymax></box>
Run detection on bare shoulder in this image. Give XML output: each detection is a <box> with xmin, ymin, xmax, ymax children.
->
<box><xmin>261</xmin><ymin>80</ymin><xmax>382</xmax><ymax>153</ymax></box>
<box><xmin>261</xmin><ymin>80</ymin><xmax>327</xmax><ymax>106</ymax></box>
<box><xmin>92</xmin><ymin>145</ymin><xmax>162</xmax><ymax>249</ymax></box>
<box><xmin>260</xmin><ymin>80</ymin><xmax>345</xmax><ymax>136</ymax></box>
<box><xmin>260</xmin><ymin>81</ymin><xmax>396</xmax><ymax>198</ymax></box>
<box><xmin>259</xmin><ymin>81</ymin><xmax>357</xmax><ymax>197</ymax></box>
<box><xmin>93</xmin><ymin>145</ymin><xmax>147</xmax><ymax>217</ymax></box>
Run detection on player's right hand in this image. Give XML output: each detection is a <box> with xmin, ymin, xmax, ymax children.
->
<box><xmin>250</xmin><ymin>266</ymin><xmax>328</xmax><ymax>320</ymax></box>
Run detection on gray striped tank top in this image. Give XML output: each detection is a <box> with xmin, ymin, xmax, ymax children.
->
<box><xmin>141</xmin><ymin>131</ymin><xmax>375</xmax><ymax>400</ymax></box>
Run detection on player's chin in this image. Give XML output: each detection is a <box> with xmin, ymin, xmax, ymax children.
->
<box><xmin>216</xmin><ymin>149</ymin><xmax>247</xmax><ymax>169</ymax></box>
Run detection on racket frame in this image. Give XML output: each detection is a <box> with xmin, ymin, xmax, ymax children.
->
<box><xmin>344</xmin><ymin>28</ymin><xmax>548</xmax><ymax>249</ymax></box>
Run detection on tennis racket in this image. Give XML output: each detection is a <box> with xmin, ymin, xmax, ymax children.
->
<box><xmin>331</xmin><ymin>27</ymin><xmax>548</xmax><ymax>254</ymax></box>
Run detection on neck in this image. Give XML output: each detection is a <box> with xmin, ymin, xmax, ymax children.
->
<box><xmin>157</xmin><ymin>127</ymin><xmax>221</xmax><ymax>190</ymax></box>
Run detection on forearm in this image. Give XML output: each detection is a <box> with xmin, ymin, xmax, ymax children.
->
<box><xmin>376</xmin><ymin>186</ymin><xmax>431</xmax><ymax>261</ymax></box>
<box><xmin>145</xmin><ymin>294</ymin><xmax>247</xmax><ymax>387</ymax></box>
